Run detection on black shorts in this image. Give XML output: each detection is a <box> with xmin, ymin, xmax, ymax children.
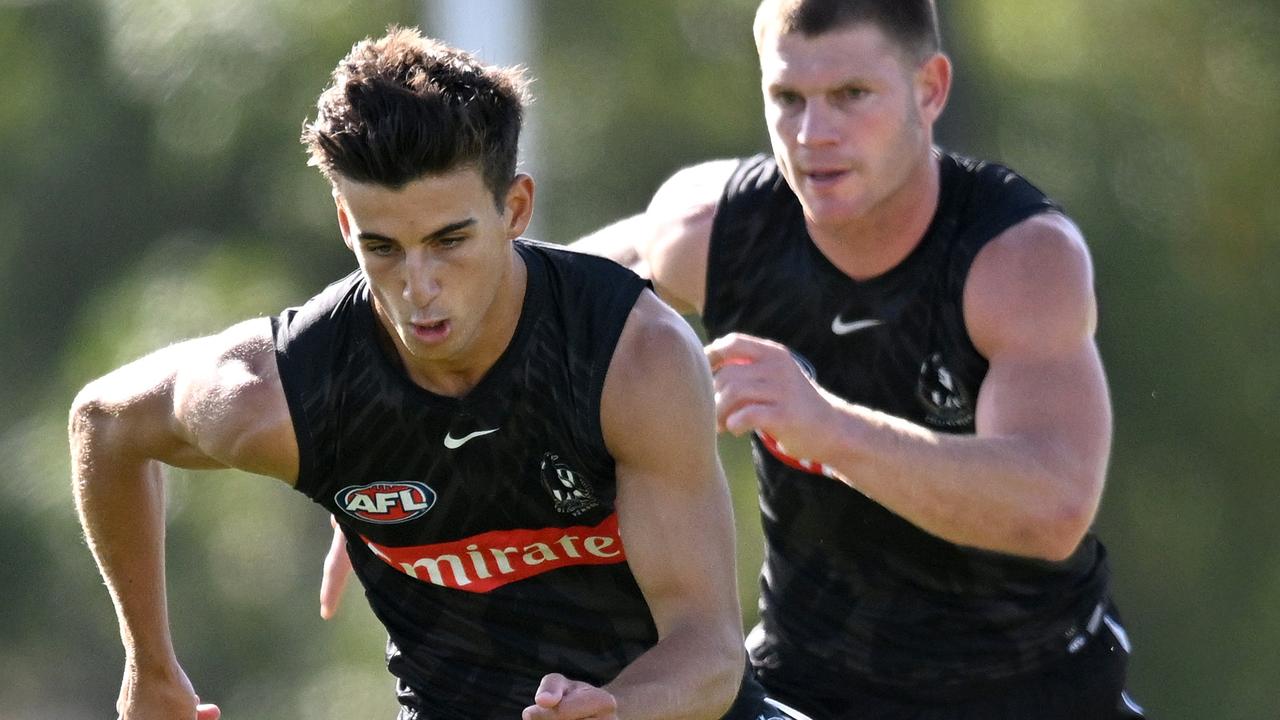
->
<box><xmin>393</xmin><ymin>663</ymin><xmax>816</xmax><ymax>720</ymax></box>
<box><xmin>723</xmin><ymin>664</ymin><xmax>815</xmax><ymax>720</ymax></box>
<box><xmin>760</xmin><ymin>608</ymin><xmax>1146</xmax><ymax>720</ymax></box>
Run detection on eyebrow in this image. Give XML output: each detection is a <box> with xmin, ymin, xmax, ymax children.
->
<box><xmin>358</xmin><ymin>218</ymin><xmax>478</xmax><ymax>244</ymax></box>
<box><xmin>768</xmin><ymin>76</ymin><xmax>868</xmax><ymax>93</ymax></box>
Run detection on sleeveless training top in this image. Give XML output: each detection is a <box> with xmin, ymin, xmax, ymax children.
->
<box><xmin>272</xmin><ymin>240</ymin><xmax>656</xmax><ymax>717</ymax></box>
<box><xmin>704</xmin><ymin>151</ymin><xmax>1113</xmax><ymax>700</ymax></box>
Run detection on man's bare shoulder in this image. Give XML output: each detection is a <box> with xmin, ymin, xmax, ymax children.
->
<box><xmin>647</xmin><ymin>159</ymin><xmax>740</xmax><ymax>216</ymax></box>
<box><xmin>601</xmin><ymin>291</ymin><xmax>715</xmax><ymax>463</ymax></box>
<box><xmin>642</xmin><ymin>159</ymin><xmax>741</xmax><ymax>314</ymax></box>
<box><xmin>69</xmin><ymin>317</ymin><xmax>297</xmax><ymax>481</ymax></box>
<box><xmin>609</xmin><ymin>291</ymin><xmax>707</xmax><ymax>388</ymax></box>
<box><xmin>964</xmin><ymin>212</ymin><xmax>1097</xmax><ymax>359</ymax></box>
<box><xmin>171</xmin><ymin>317</ymin><xmax>268</xmax><ymax>403</ymax></box>
<box><xmin>165</xmin><ymin>318</ymin><xmax>297</xmax><ymax>481</ymax></box>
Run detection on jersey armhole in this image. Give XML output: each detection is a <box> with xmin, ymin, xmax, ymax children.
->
<box><xmin>587</xmin><ymin>276</ymin><xmax>651</xmax><ymax>465</ymax></box>
<box><xmin>704</xmin><ymin>155</ymin><xmax>770</xmax><ymax>333</ymax></box>
<box><xmin>271</xmin><ymin>312</ymin><xmax>321</xmax><ymax>497</ymax></box>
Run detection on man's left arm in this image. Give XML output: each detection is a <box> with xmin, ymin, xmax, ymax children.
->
<box><xmin>708</xmin><ymin>213</ymin><xmax>1110</xmax><ymax>562</ymax></box>
<box><xmin>524</xmin><ymin>290</ymin><xmax>745</xmax><ymax>720</ymax></box>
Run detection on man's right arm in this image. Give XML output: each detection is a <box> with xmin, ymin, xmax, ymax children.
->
<box><xmin>569</xmin><ymin>159</ymin><xmax>737</xmax><ymax>315</ymax></box>
<box><xmin>69</xmin><ymin>317</ymin><xmax>297</xmax><ymax>719</ymax></box>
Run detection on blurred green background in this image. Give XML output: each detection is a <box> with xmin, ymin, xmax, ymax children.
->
<box><xmin>2</xmin><ymin>1</ymin><xmax>1276</xmax><ymax>718</ymax></box>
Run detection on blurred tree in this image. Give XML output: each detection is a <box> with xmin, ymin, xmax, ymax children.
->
<box><xmin>943</xmin><ymin>4</ymin><xmax>1279</xmax><ymax>717</ymax></box>
<box><xmin>1</xmin><ymin>1</ymin><xmax>1275</xmax><ymax>718</ymax></box>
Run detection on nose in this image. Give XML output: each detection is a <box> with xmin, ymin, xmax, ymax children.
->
<box><xmin>796</xmin><ymin>98</ymin><xmax>838</xmax><ymax>146</ymax></box>
<box><xmin>402</xmin><ymin>250</ymin><xmax>441</xmax><ymax>308</ymax></box>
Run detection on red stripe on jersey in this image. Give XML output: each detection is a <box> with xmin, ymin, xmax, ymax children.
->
<box><xmin>362</xmin><ymin>513</ymin><xmax>627</xmax><ymax>593</ymax></box>
<box><xmin>757</xmin><ymin>431</ymin><xmax>837</xmax><ymax>478</ymax></box>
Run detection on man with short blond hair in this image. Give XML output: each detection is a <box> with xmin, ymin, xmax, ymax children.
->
<box><xmin>575</xmin><ymin>0</ymin><xmax>1146</xmax><ymax>717</ymax></box>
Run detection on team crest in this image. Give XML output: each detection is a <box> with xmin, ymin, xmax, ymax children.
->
<box><xmin>540</xmin><ymin>452</ymin><xmax>600</xmax><ymax>516</ymax></box>
<box><xmin>915</xmin><ymin>352</ymin><xmax>975</xmax><ymax>428</ymax></box>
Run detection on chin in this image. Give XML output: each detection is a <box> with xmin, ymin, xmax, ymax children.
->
<box><xmin>397</xmin><ymin>333</ymin><xmax>446</xmax><ymax>359</ymax></box>
<box><xmin>797</xmin><ymin>181</ymin><xmax>867</xmax><ymax>218</ymax></box>
<box><xmin>801</xmin><ymin>200</ymin><xmax>865</xmax><ymax>230</ymax></box>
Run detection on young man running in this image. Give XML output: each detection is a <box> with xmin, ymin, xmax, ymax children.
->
<box><xmin>71</xmin><ymin>27</ymin><xmax>806</xmax><ymax>720</ymax></box>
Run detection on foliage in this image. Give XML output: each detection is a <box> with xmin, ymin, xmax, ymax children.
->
<box><xmin>1</xmin><ymin>1</ymin><xmax>1275</xmax><ymax>718</ymax></box>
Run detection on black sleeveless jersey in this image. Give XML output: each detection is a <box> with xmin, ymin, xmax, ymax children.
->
<box><xmin>272</xmin><ymin>240</ymin><xmax>658</xmax><ymax>718</ymax></box>
<box><xmin>705</xmin><ymin>152</ymin><xmax>1113</xmax><ymax>699</ymax></box>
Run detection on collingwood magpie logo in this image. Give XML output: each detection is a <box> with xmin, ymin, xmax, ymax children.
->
<box><xmin>540</xmin><ymin>452</ymin><xmax>600</xmax><ymax>516</ymax></box>
<box><xmin>916</xmin><ymin>352</ymin><xmax>974</xmax><ymax>428</ymax></box>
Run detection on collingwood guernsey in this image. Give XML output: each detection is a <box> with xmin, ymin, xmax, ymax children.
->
<box><xmin>272</xmin><ymin>240</ymin><xmax>654</xmax><ymax>718</ymax></box>
<box><xmin>705</xmin><ymin>151</ymin><xmax>1114</xmax><ymax>701</ymax></box>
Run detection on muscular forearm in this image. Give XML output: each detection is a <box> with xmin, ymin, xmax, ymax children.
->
<box><xmin>71</xmin><ymin>404</ymin><xmax>181</xmax><ymax>675</ymax></box>
<box><xmin>707</xmin><ymin>334</ymin><xmax>1102</xmax><ymax>561</ymax></box>
<box><xmin>605</xmin><ymin>623</ymin><xmax>742</xmax><ymax>720</ymax></box>
<box><xmin>820</xmin><ymin>395</ymin><xmax>1100</xmax><ymax>561</ymax></box>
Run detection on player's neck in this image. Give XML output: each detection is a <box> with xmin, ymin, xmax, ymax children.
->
<box><xmin>807</xmin><ymin>151</ymin><xmax>940</xmax><ymax>281</ymax></box>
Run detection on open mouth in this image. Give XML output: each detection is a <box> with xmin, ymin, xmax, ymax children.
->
<box><xmin>411</xmin><ymin>319</ymin><xmax>451</xmax><ymax>343</ymax></box>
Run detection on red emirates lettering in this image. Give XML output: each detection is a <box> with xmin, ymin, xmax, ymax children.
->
<box><xmin>362</xmin><ymin>513</ymin><xmax>626</xmax><ymax>593</ymax></box>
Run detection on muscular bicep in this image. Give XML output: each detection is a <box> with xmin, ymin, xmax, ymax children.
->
<box><xmin>73</xmin><ymin>318</ymin><xmax>298</xmax><ymax>483</ymax></box>
<box><xmin>602</xmin><ymin>292</ymin><xmax>740</xmax><ymax>636</ymax></box>
<box><xmin>976</xmin><ymin>344</ymin><xmax>1112</xmax><ymax>479</ymax></box>
<box><xmin>966</xmin><ymin>214</ymin><xmax>1112</xmax><ymax>498</ymax></box>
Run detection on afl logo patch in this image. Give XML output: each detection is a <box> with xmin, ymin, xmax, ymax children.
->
<box><xmin>336</xmin><ymin>481</ymin><xmax>437</xmax><ymax>524</ymax></box>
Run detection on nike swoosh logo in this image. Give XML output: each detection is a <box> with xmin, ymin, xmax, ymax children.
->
<box><xmin>443</xmin><ymin>428</ymin><xmax>500</xmax><ymax>449</ymax></box>
<box><xmin>831</xmin><ymin>316</ymin><xmax>883</xmax><ymax>336</ymax></box>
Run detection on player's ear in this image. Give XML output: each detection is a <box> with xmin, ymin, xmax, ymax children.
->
<box><xmin>333</xmin><ymin>189</ymin><xmax>355</xmax><ymax>251</ymax></box>
<box><xmin>915</xmin><ymin>52</ymin><xmax>952</xmax><ymax>126</ymax></box>
<box><xmin>502</xmin><ymin>173</ymin><xmax>535</xmax><ymax>239</ymax></box>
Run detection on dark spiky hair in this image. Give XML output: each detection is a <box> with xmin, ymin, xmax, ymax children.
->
<box><xmin>301</xmin><ymin>26</ymin><xmax>530</xmax><ymax>207</ymax></box>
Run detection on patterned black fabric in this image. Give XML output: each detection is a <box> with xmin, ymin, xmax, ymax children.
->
<box><xmin>273</xmin><ymin>241</ymin><xmax>659</xmax><ymax>717</ymax></box>
<box><xmin>762</xmin><ymin>602</ymin><xmax>1143</xmax><ymax>720</ymax></box>
<box><xmin>705</xmin><ymin>151</ymin><xmax>1114</xmax><ymax>700</ymax></box>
